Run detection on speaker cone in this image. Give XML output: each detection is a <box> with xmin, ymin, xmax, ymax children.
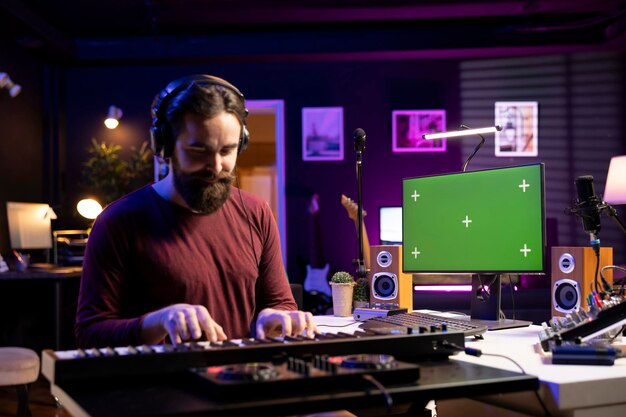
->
<box><xmin>372</xmin><ymin>273</ymin><xmax>398</xmax><ymax>299</ymax></box>
<box><xmin>553</xmin><ymin>279</ymin><xmax>580</xmax><ymax>313</ymax></box>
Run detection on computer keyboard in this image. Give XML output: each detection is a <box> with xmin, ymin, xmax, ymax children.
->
<box><xmin>359</xmin><ymin>311</ymin><xmax>488</xmax><ymax>337</ymax></box>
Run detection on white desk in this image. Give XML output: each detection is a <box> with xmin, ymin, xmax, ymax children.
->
<box><xmin>314</xmin><ymin>314</ymin><xmax>626</xmax><ymax>417</ymax></box>
<box><xmin>460</xmin><ymin>325</ymin><xmax>626</xmax><ymax>417</ymax></box>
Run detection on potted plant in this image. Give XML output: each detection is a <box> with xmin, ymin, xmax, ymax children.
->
<box><xmin>81</xmin><ymin>139</ymin><xmax>153</xmax><ymax>205</ymax></box>
<box><xmin>329</xmin><ymin>271</ymin><xmax>356</xmax><ymax>316</ymax></box>
<box><xmin>353</xmin><ymin>277</ymin><xmax>370</xmax><ymax>309</ymax></box>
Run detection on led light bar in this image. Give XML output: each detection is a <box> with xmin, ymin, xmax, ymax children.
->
<box><xmin>423</xmin><ymin>125</ymin><xmax>502</xmax><ymax>140</ymax></box>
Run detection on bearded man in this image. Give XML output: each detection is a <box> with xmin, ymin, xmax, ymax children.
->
<box><xmin>76</xmin><ymin>75</ymin><xmax>316</xmax><ymax>348</ymax></box>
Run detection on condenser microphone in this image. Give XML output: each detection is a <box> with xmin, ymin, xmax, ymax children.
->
<box><xmin>353</xmin><ymin>128</ymin><xmax>366</xmax><ymax>153</ymax></box>
<box><xmin>574</xmin><ymin>175</ymin><xmax>602</xmax><ymax>243</ymax></box>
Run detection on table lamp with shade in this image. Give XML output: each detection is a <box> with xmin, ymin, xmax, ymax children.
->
<box><xmin>602</xmin><ymin>155</ymin><xmax>626</xmax><ymax>290</ymax></box>
<box><xmin>600</xmin><ymin>155</ymin><xmax>626</xmax><ymax>239</ymax></box>
<box><xmin>76</xmin><ymin>198</ymin><xmax>103</xmax><ymax>220</ymax></box>
<box><xmin>604</xmin><ymin>155</ymin><xmax>626</xmax><ymax>206</ymax></box>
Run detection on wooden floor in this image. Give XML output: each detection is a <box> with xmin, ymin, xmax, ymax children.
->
<box><xmin>0</xmin><ymin>376</ymin><xmax>71</xmax><ymax>417</ymax></box>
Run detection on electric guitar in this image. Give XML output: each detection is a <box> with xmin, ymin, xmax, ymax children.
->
<box><xmin>341</xmin><ymin>194</ymin><xmax>370</xmax><ymax>271</ymax></box>
<box><xmin>303</xmin><ymin>194</ymin><xmax>331</xmax><ymax>296</ymax></box>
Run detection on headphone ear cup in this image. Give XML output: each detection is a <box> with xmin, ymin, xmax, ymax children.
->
<box><xmin>161</xmin><ymin>124</ymin><xmax>175</xmax><ymax>158</ymax></box>
<box><xmin>151</xmin><ymin>121</ymin><xmax>174</xmax><ymax>159</ymax></box>
<box><xmin>150</xmin><ymin>125</ymin><xmax>162</xmax><ymax>158</ymax></box>
<box><xmin>238</xmin><ymin>124</ymin><xmax>250</xmax><ymax>155</ymax></box>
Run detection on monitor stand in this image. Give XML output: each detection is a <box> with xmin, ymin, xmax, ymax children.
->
<box><xmin>469</xmin><ymin>274</ymin><xmax>532</xmax><ymax>331</ymax></box>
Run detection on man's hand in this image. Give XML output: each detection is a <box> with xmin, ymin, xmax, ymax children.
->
<box><xmin>255</xmin><ymin>308</ymin><xmax>318</xmax><ymax>339</ymax></box>
<box><xmin>142</xmin><ymin>303</ymin><xmax>227</xmax><ymax>345</ymax></box>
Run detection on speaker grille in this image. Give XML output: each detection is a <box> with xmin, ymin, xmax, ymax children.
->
<box><xmin>372</xmin><ymin>273</ymin><xmax>398</xmax><ymax>300</ymax></box>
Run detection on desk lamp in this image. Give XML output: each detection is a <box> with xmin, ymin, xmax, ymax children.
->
<box><xmin>423</xmin><ymin>125</ymin><xmax>502</xmax><ymax>172</ymax></box>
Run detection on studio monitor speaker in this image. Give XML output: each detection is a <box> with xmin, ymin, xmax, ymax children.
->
<box><xmin>369</xmin><ymin>245</ymin><xmax>413</xmax><ymax>310</ymax></box>
<box><xmin>551</xmin><ymin>246</ymin><xmax>613</xmax><ymax>317</ymax></box>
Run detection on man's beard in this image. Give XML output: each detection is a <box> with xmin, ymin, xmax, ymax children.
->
<box><xmin>172</xmin><ymin>160</ymin><xmax>234</xmax><ymax>214</ymax></box>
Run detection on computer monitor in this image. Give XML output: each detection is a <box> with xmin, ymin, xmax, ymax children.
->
<box><xmin>379</xmin><ymin>206</ymin><xmax>402</xmax><ymax>245</ymax></box>
<box><xmin>402</xmin><ymin>163</ymin><xmax>545</xmax><ymax>329</ymax></box>
<box><xmin>6</xmin><ymin>202</ymin><xmax>54</xmax><ymax>250</ymax></box>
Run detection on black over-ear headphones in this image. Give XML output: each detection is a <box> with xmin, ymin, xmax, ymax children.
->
<box><xmin>150</xmin><ymin>74</ymin><xmax>250</xmax><ymax>159</ymax></box>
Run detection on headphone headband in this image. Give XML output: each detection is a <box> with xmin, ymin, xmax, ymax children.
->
<box><xmin>150</xmin><ymin>74</ymin><xmax>249</xmax><ymax>159</ymax></box>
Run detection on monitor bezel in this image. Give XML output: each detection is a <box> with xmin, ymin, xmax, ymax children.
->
<box><xmin>402</xmin><ymin>163</ymin><xmax>546</xmax><ymax>274</ymax></box>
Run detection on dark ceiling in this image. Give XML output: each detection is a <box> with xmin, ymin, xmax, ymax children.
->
<box><xmin>1</xmin><ymin>0</ymin><xmax>626</xmax><ymax>63</ymax></box>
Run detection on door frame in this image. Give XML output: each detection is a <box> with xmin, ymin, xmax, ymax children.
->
<box><xmin>246</xmin><ymin>100</ymin><xmax>287</xmax><ymax>265</ymax></box>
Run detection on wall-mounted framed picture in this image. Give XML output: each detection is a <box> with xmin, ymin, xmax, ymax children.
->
<box><xmin>392</xmin><ymin>110</ymin><xmax>447</xmax><ymax>153</ymax></box>
<box><xmin>494</xmin><ymin>101</ymin><xmax>539</xmax><ymax>157</ymax></box>
<box><xmin>302</xmin><ymin>107</ymin><xmax>344</xmax><ymax>161</ymax></box>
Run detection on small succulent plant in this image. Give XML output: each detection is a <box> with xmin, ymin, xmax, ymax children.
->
<box><xmin>330</xmin><ymin>271</ymin><xmax>355</xmax><ymax>284</ymax></box>
<box><xmin>353</xmin><ymin>277</ymin><xmax>370</xmax><ymax>302</ymax></box>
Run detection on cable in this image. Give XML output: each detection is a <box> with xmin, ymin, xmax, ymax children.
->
<box><xmin>361</xmin><ymin>374</ymin><xmax>393</xmax><ymax>415</ymax></box>
<box><xmin>601</xmin><ymin>265</ymin><xmax>626</xmax><ymax>296</ymax></box>
<box><xmin>593</xmin><ymin>246</ymin><xmax>601</xmax><ymax>294</ymax></box>
<box><xmin>442</xmin><ymin>341</ymin><xmax>553</xmax><ymax>417</ymax></box>
<box><xmin>508</xmin><ymin>274</ymin><xmax>516</xmax><ymax>321</ymax></box>
<box><xmin>235</xmin><ymin>167</ymin><xmax>260</xmax><ymax>268</ymax></box>
<box><xmin>610</xmin><ymin>324</ymin><xmax>626</xmax><ymax>342</ymax></box>
<box><xmin>316</xmin><ymin>322</ymin><xmax>359</xmax><ymax>328</ymax></box>
<box><xmin>475</xmin><ymin>274</ymin><xmax>491</xmax><ymax>302</ymax></box>
<box><xmin>533</xmin><ymin>389</ymin><xmax>553</xmax><ymax>417</ymax></box>
<box><xmin>442</xmin><ymin>341</ymin><xmax>525</xmax><ymax>372</ymax></box>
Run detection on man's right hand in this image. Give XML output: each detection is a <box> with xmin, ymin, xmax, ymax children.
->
<box><xmin>142</xmin><ymin>303</ymin><xmax>227</xmax><ymax>345</ymax></box>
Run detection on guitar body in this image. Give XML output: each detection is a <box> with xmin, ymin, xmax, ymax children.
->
<box><xmin>304</xmin><ymin>194</ymin><xmax>332</xmax><ymax>297</ymax></box>
<box><xmin>304</xmin><ymin>263</ymin><xmax>331</xmax><ymax>295</ymax></box>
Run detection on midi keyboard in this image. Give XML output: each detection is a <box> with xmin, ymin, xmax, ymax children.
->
<box><xmin>43</xmin><ymin>328</ymin><xmax>465</xmax><ymax>384</ymax></box>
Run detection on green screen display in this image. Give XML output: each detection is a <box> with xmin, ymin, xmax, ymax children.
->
<box><xmin>402</xmin><ymin>164</ymin><xmax>545</xmax><ymax>273</ymax></box>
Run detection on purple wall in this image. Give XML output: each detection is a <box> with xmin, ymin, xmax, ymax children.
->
<box><xmin>0</xmin><ymin>40</ymin><xmax>46</xmax><ymax>255</ymax></box>
<box><xmin>59</xmin><ymin>60</ymin><xmax>463</xmax><ymax>283</ymax></box>
<box><xmin>45</xmin><ymin>53</ymin><xmax>626</xmax><ymax>286</ymax></box>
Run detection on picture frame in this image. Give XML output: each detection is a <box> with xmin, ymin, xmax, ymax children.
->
<box><xmin>494</xmin><ymin>101</ymin><xmax>539</xmax><ymax>157</ymax></box>
<box><xmin>302</xmin><ymin>107</ymin><xmax>344</xmax><ymax>161</ymax></box>
<box><xmin>392</xmin><ymin>110</ymin><xmax>447</xmax><ymax>153</ymax></box>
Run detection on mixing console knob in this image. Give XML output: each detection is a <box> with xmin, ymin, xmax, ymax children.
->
<box><xmin>102</xmin><ymin>347</ymin><xmax>116</xmax><ymax>356</ymax></box>
<box><xmin>87</xmin><ymin>348</ymin><xmax>101</xmax><ymax>357</ymax></box>
<box><xmin>303</xmin><ymin>362</ymin><xmax>311</xmax><ymax>376</ymax></box>
<box><xmin>327</xmin><ymin>360</ymin><xmax>335</xmax><ymax>373</ymax></box>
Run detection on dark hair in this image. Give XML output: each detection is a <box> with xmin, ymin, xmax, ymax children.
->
<box><xmin>164</xmin><ymin>82</ymin><xmax>247</xmax><ymax>140</ymax></box>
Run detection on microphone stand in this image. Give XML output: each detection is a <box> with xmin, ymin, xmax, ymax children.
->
<box><xmin>354</xmin><ymin>129</ymin><xmax>368</xmax><ymax>279</ymax></box>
